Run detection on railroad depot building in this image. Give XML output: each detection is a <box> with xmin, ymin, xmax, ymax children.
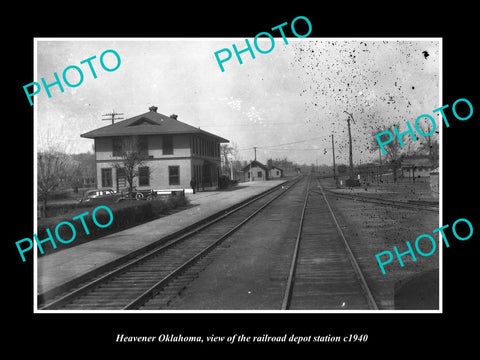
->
<box><xmin>80</xmin><ymin>106</ymin><xmax>229</xmax><ymax>193</ymax></box>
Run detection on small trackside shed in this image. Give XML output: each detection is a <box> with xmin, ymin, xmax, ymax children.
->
<box><xmin>242</xmin><ymin>160</ymin><xmax>268</xmax><ymax>182</ymax></box>
<box><xmin>268</xmin><ymin>166</ymin><xmax>283</xmax><ymax>179</ymax></box>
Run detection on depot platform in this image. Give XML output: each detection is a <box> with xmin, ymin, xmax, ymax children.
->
<box><xmin>37</xmin><ymin>179</ymin><xmax>287</xmax><ymax>299</ymax></box>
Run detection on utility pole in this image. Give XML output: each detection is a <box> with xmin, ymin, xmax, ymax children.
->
<box><xmin>102</xmin><ymin>110</ymin><xmax>124</xmax><ymax>124</ymax></box>
<box><xmin>247</xmin><ymin>147</ymin><xmax>258</xmax><ymax>182</ymax></box>
<box><xmin>251</xmin><ymin>147</ymin><xmax>257</xmax><ymax>181</ymax></box>
<box><xmin>378</xmin><ymin>145</ymin><xmax>382</xmax><ymax>185</ymax></box>
<box><xmin>331</xmin><ymin>134</ymin><xmax>336</xmax><ymax>180</ymax></box>
<box><xmin>343</xmin><ymin>110</ymin><xmax>355</xmax><ymax>181</ymax></box>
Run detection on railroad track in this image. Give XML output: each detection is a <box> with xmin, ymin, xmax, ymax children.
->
<box><xmin>39</xmin><ymin>176</ymin><xmax>305</xmax><ymax>310</ymax></box>
<box><xmin>282</xmin><ymin>175</ymin><xmax>379</xmax><ymax>310</ymax></box>
<box><xmin>320</xmin><ymin>186</ymin><xmax>438</xmax><ymax>212</ymax></box>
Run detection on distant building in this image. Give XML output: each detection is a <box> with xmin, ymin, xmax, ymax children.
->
<box><xmin>242</xmin><ymin>160</ymin><xmax>268</xmax><ymax>182</ymax></box>
<box><xmin>401</xmin><ymin>155</ymin><xmax>434</xmax><ymax>179</ymax></box>
<box><xmin>268</xmin><ymin>166</ymin><xmax>283</xmax><ymax>179</ymax></box>
<box><xmin>80</xmin><ymin>106</ymin><xmax>229</xmax><ymax>192</ymax></box>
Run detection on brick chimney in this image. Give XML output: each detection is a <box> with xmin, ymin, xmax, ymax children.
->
<box><xmin>149</xmin><ymin>106</ymin><xmax>158</xmax><ymax>112</ymax></box>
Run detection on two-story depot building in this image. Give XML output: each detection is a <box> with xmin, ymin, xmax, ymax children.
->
<box><xmin>80</xmin><ymin>106</ymin><xmax>229</xmax><ymax>193</ymax></box>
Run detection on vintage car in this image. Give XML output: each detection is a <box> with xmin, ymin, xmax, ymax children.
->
<box><xmin>78</xmin><ymin>188</ymin><xmax>124</xmax><ymax>203</ymax></box>
<box><xmin>79</xmin><ymin>188</ymin><xmax>184</xmax><ymax>203</ymax></box>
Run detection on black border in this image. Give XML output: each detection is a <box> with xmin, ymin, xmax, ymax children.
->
<box><xmin>8</xmin><ymin>5</ymin><xmax>478</xmax><ymax>354</ymax></box>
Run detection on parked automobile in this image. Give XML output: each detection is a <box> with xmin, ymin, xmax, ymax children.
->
<box><xmin>78</xmin><ymin>189</ymin><xmax>124</xmax><ymax>204</ymax></box>
<box><xmin>79</xmin><ymin>188</ymin><xmax>183</xmax><ymax>204</ymax></box>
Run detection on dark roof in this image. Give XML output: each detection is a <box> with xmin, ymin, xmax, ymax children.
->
<box><xmin>401</xmin><ymin>157</ymin><xmax>432</xmax><ymax>168</ymax></box>
<box><xmin>269</xmin><ymin>166</ymin><xmax>283</xmax><ymax>171</ymax></box>
<box><xmin>80</xmin><ymin>109</ymin><xmax>229</xmax><ymax>143</ymax></box>
<box><xmin>242</xmin><ymin>160</ymin><xmax>269</xmax><ymax>171</ymax></box>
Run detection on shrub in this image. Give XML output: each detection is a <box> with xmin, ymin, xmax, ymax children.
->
<box><xmin>36</xmin><ymin>195</ymin><xmax>190</xmax><ymax>255</ymax></box>
<box><xmin>219</xmin><ymin>175</ymin><xmax>230</xmax><ymax>189</ymax></box>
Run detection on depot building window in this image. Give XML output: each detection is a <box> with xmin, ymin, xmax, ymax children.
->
<box><xmin>168</xmin><ymin>166</ymin><xmax>180</xmax><ymax>185</ymax></box>
<box><xmin>163</xmin><ymin>135</ymin><xmax>173</xmax><ymax>155</ymax></box>
<box><xmin>101</xmin><ymin>168</ymin><xmax>112</xmax><ymax>188</ymax></box>
<box><xmin>138</xmin><ymin>166</ymin><xmax>150</xmax><ymax>186</ymax></box>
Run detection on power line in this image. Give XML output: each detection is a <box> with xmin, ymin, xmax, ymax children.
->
<box><xmin>257</xmin><ymin>136</ymin><xmax>327</xmax><ymax>149</ymax></box>
<box><xmin>262</xmin><ymin>148</ymin><xmax>326</xmax><ymax>151</ymax></box>
<box><xmin>102</xmin><ymin>110</ymin><xmax>124</xmax><ymax>125</ymax></box>
<box><xmin>196</xmin><ymin>122</ymin><xmax>304</xmax><ymax>127</ymax></box>
<box><xmin>237</xmin><ymin>136</ymin><xmax>329</xmax><ymax>152</ymax></box>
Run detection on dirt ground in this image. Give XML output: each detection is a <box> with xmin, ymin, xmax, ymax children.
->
<box><xmin>319</xmin><ymin>177</ymin><xmax>440</xmax><ymax>310</ymax></box>
<box><xmin>331</xmin><ymin>175</ymin><xmax>438</xmax><ymax>203</ymax></box>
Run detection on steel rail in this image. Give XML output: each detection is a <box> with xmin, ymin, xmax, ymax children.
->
<box><xmin>124</xmin><ymin>176</ymin><xmax>305</xmax><ymax>309</ymax></box>
<box><xmin>281</xmin><ymin>176</ymin><xmax>311</xmax><ymax>310</ymax></box>
<box><xmin>40</xmin><ymin>176</ymin><xmax>305</xmax><ymax>310</ymax></box>
<box><xmin>318</xmin><ymin>187</ymin><xmax>438</xmax><ymax>212</ymax></box>
<box><xmin>316</xmin><ymin>178</ymin><xmax>379</xmax><ymax>310</ymax></box>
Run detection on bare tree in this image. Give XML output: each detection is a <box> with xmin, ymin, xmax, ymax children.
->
<box><xmin>112</xmin><ymin>136</ymin><xmax>147</xmax><ymax>196</ymax></box>
<box><xmin>220</xmin><ymin>142</ymin><xmax>240</xmax><ymax>179</ymax></box>
<box><xmin>369</xmin><ymin>126</ymin><xmax>384</xmax><ymax>159</ymax></box>
<box><xmin>373</xmin><ymin>124</ymin><xmax>403</xmax><ymax>182</ymax></box>
<box><xmin>37</xmin><ymin>149</ymin><xmax>79</xmax><ymax>217</ymax></box>
<box><xmin>228</xmin><ymin>142</ymin><xmax>240</xmax><ymax>180</ymax></box>
<box><xmin>71</xmin><ymin>152</ymin><xmax>96</xmax><ymax>190</ymax></box>
<box><xmin>220</xmin><ymin>144</ymin><xmax>232</xmax><ymax>176</ymax></box>
<box><xmin>417</xmin><ymin>121</ymin><xmax>439</xmax><ymax>169</ymax></box>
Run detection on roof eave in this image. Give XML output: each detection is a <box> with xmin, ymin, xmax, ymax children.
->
<box><xmin>80</xmin><ymin>131</ymin><xmax>229</xmax><ymax>143</ymax></box>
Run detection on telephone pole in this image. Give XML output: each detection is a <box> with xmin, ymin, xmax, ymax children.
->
<box><xmin>343</xmin><ymin>110</ymin><xmax>355</xmax><ymax>181</ymax></box>
<box><xmin>102</xmin><ymin>110</ymin><xmax>124</xmax><ymax>124</ymax></box>
<box><xmin>331</xmin><ymin>134</ymin><xmax>336</xmax><ymax>180</ymax></box>
<box><xmin>249</xmin><ymin>147</ymin><xmax>257</xmax><ymax>182</ymax></box>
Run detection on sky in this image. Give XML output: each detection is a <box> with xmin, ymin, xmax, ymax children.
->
<box><xmin>35</xmin><ymin>38</ymin><xmax>440</xmax><ymax>166</ymax></box>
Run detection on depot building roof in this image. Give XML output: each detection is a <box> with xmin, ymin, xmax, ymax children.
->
<box><xmin>242</xmin><ymin>160</ymin><xmax>269</xmax><ymax>171</ymax></box>
<box><xmin>80</xmin><ymin>106</ymin><xmax>229</xmax><ymax>143</ymax></box>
